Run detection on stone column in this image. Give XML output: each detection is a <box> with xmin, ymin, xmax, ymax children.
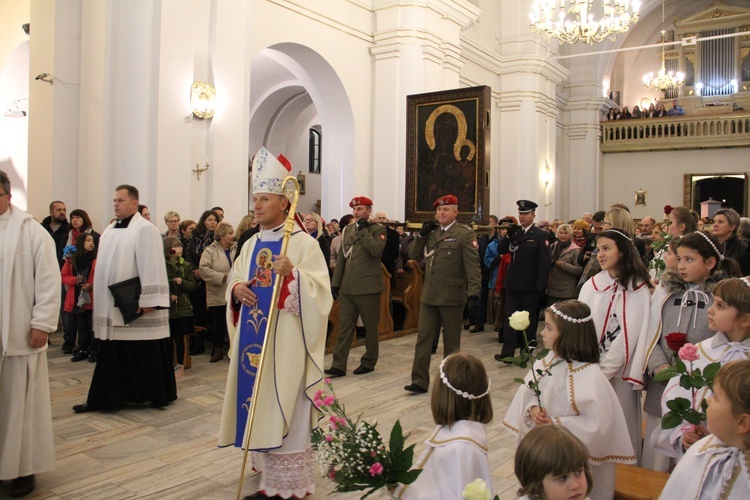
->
<box><xmin>370</xmin><ymin>0</ymin><xmax>479</xmax><ymax>220</ymax></box>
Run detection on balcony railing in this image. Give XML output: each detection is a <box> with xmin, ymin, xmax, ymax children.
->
<box><xmin>600</xmin><ymin>113</ymin><xmax>750</xmax><ymax>153</ymax></box>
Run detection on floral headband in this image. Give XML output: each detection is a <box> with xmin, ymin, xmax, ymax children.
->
<box><xmin>741</xmin><ymin>277</ymin><xmax>750</xmax><ymax>288</ymax></box>
<box><xmin>439</xmin><ymin>356</ymin><xmax>491</xmax><ymax>400</ymax></box>
<box><xmin>694</xmin><ymin>231</ymin><xmax>724</xmax><ymax>261</ymax></box>
<box><xmin>549</xmin><ymin>303</ymin><xmax>592</xmax><ymax>324</ymax></box>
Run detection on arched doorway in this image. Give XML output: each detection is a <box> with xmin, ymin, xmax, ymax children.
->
<box><xmin>248</xmin><ymin>43</ymin><xmax>354</xmax><ymax>220</ymax></box>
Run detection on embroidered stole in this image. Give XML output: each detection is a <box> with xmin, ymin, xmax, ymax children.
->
<box><xmin>234</xmin><ymin>239</ymin><xmax>282</xmax><ymax>447</ymax></box>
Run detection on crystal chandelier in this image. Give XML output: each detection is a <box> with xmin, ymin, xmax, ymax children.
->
<box><xmin>642</xmin><ymin>1</ymin><xmax>684</xmax><ymax>92</ymax></box>
<box><xmin>642</xmin><ymin>31</ymin><xmax>685</xmax><ymax>91</ymax></box>
<box><xmin>530</xmin><ymin>0</ymin><xmax>641</xmax><ymax>45</ymax></box>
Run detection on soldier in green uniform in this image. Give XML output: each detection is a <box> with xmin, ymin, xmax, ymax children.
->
<box><xmin>325</xmin><ymin>196</ymin><xmax>386</xmax><ymax>377</ymax></box>
<box><xmin>404</xmin><ymin>194</ymin><xmax>482</xmax><ymax>393</ymax></box>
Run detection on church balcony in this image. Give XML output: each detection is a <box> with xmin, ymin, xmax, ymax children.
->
<box><xmin>600</xmin><ymin>112</ymin><xmax>750</xmax><ymax>153</ymax></box>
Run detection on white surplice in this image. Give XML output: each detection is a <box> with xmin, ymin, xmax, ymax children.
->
<box><xmin>503</xmin><ymin>353</ymin><xmax>635</xmax><ymax>500</ymax></box>
<box><xmin>660</xmin><ymin>435</ymin><xmax>750</xmax><ymax>499</ymax></box>
<box><xmin>93</xmin><ymin>212</ymin><xmax>170</xmax><ymax>340</ymax></box>
<box><xmin>394</xmin><ymin>420</ymin><xmax>492</xmax><ymax>500</ymax></box>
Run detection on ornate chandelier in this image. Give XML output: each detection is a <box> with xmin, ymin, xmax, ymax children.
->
<box><xmin>642</xmin><ymin>31</ymin><xmax>685</xmax><ymax>91</ymax></box>
<box><xmin>530</xmin><ymin>0</ymin><xmax>641</xmax><ymax>45</ymax></box>
<box><xmin>642</xmin><ymin>1</ymin><xmax>684</xmax><ymax>92</ymax></box>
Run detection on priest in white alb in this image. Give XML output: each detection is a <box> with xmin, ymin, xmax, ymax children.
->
<box><xmin>218</xmin><ymin>148</ymin><xmax>332</xmax><ymax>499</ymax></box>
<box><xmin>0</xmin><ymin>169</ymin><xmax>60</xmax><ymax>497</ymax></box>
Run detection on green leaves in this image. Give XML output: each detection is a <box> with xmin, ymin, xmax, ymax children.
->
<box><xmin>661</xmin><ymin>411</ymin><xmax>684</xmax><ymax>429</ymax></box>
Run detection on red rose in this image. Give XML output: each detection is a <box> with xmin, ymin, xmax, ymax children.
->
<box><xmin>665</xmin><ymin>332</ymin><xmax>687</xmax><ymax>351</ymax></box>
<box><xmin>664</xmin><ymin>205</ymin><xmax>673</xmax><ymax>215</ymax></box>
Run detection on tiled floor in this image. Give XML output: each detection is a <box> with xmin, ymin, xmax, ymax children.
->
<box><xmin>5</xmin><ymin>328</ymin><xmax>525</xmax><ymax>499</ymax></box>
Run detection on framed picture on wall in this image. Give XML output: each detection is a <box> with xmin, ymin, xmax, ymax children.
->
<box><xmin>405</xmin><ymin>86</ymin><xmax>491</xmax><ymax>225</ymax></box>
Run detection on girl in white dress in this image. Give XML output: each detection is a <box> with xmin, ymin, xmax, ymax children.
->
<box><xmin>656</xmin><ymin>277</ymin><xmax>750</xmax><ymax>459</ymax></box>
<box><xmin>514</xmin><ymin>425</ymin><xmax>593</xmax><ymax>500</ymax></box>
<box><xmin>660</xmin><ymin>359</ymin><xmax>750</xmax><ymax>499</ymax></box>
<box><xmin>578</xmin><ymin>228</ymin><xmax>653</xmax><ymax>465</ymax></box>
<box><xmin>638</xmin><ymin>232</ymin><xmax>736</xmax><ymax>471</ymax></box>
<box><xmin>394</xmin><ymin>353</ymin><xmax>493</xmax><ymax>499</ymax></box>
<box><xmin>503</xmin><ymin>300</ymin><xmax>635</xmax><ymax>500</ymax></box>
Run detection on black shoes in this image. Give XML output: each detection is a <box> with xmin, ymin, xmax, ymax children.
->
<box><xmin>353</xmin><ymin>366</ymin><xmax>373</xmax><ymax>375</ymax></box>
<box><xmin>72</xmin><ymin>403</ymin><xmax>98</xmax><ymax>414</ymax></box>
<box><xmin>88</xmin><ymin>352</ymin><xmax>98</xmax><ymax>363</ymax></box>
<box><xmin>62</xmin><ymin>342</ymin><xmax>74</xmax><ymax>354</ymax></box>
<box><xmin>469</xmin><ymin>325</ymin><xmax>485</xmax><ymax>333</ymax></box>
<box><xmin>323</xmin><ymin>367</ymin><xmax>345</xmax><ymax>378</ymax></box>
<box><xmin>9</xmin><ymin>475</ymin><xmax>35</xmax><ymax>497</ymax></box>
<box><xmin>71</xmin><ymin>351</ymin><xmax>88</xmax><ymax>362</ymax></box>
<box><xmin>404</xmin><ymin>383</ymin><xmax>427</xmax><ymax>394</ymax></box>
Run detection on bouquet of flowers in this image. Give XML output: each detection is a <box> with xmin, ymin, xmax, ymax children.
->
<box><xmin>311</xmin><ymin>380</ymin><xmax>421</xmax><ymax>498</ymax></box>
<box><xmin>500</xmin><ymin>310</ymin><xmax>558</xmax><ymax>409</ymax></box>
<box><xmin>654</xmin><ymin>333</ymin><xmax>720</xmax><ymax>429</ymax></box>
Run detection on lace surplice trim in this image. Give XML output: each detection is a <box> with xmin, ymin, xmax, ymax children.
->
<box><xmin>142</xmin><ymin>284</ymin><xmax>170</xmax><ymax>296</ymax></box>
<box><xmin>251</xmin><ymin>447</ymin><xmax>315</xmax><ymax>498</ymax></box>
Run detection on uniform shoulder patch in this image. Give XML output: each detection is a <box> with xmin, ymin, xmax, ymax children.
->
<box><xmin>545</xmin><ymin>239</ymin><xmax>549</xmax><ymax>246</ymax></box>
<box><xmin>471</xmin><ymin>239</ymin><xmax>478</xmax><ymax>248</ymax></box>
<box><xmin>380</xmin><ymin>233</ymin><xmax>386</xmax><ymax>240</ymax></box>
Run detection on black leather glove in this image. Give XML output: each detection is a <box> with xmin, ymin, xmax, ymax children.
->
<box><xmin>467</xmin><ymin>295</ymin><xmax>481</xmax><ymax>321</ymax></box>
<box><xmin>331</xmin><ymin>286</ymin><xmax>339</xmax><ymax>300</ymax></box>
<box><xmin>419</xmin><ymin>220</ymin><xmax>438</xmax><ymax>237</ymax></box>
<box><xmin>357</xmin><ymin>217</ymin><xmax>369</xmax><ymax>230</ymax></box>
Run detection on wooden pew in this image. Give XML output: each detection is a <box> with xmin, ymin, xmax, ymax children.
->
<box><xmin>614</xmin><ymin>464</ymin><xmax>668</xmax><ymax>500</ymax></box>
<box><xmin>326</xmin><ymin>263</ymin><xmax>422</xmax><ymax>354</ymax></box>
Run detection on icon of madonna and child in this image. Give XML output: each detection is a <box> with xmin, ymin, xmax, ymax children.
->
<box><xmin>249</xmin><ymin>248</ymin><xmax>274</xmax><ymax>288</ymax></box>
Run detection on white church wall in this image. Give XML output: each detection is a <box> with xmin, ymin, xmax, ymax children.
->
<box><xmin>601</xmin><ymin>147</ymin><xmax>750</xmax><ymax>220</ymax></box>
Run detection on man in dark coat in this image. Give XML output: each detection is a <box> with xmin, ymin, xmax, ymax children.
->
<box><xmin>495</xmin><ymin>200</ymin><xmax>552</xmax><ymax>362</ymax></box>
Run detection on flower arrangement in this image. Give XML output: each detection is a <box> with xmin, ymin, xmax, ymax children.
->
<box><xmin>311</xmin><ymin>379</ymin><xmax>421</xmax><ymax>498</ymax></box>
<box><xmin>500</xmin><ymin>310</ymin><xmax>558</xmax><ymax>409</ymax></box>
<box><xmin>653</xmin><ymin>333</ymin><xmax>720</xmax><ymax>429</ymax></box>
<box><xmin>648</xmin><ymin>205</ymin><xmax>674</xmax><ymax>275</ymax></box>
<box><xmin>462</xmin><ymin>478</ymin><xmax>499</xmax><ymax>500</ymax></box>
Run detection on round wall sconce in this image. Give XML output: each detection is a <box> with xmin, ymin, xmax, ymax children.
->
<box><xmin>191</xmin><ymin>82</ymin><xmax>216</xmax><ymax>119</ymax></box>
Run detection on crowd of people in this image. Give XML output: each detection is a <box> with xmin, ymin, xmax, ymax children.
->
<box><xmin>2</xmin><ymin>156</ymin><xmax>750</xmax><ymax>498</ymax></box>
<box><xmin>605</xmin><ymin>99</ymin><xmax>685</xmax><ymax>121</ymax></box>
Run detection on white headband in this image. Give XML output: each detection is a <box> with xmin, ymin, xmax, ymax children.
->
<box><xmin>694</xmin><ymin>231</ymin><xmax>724</xmax><ymax>261</ymax></box>
<box><xmin>741</xmin><ymin>277</ymin><xmax>750</xmax><ymax>288</ymax></box>
<box><xmin>439</xmin><ymin>356</ymin><xmax>491</xmax><ymax>400</ymax></box>
<box><xmin>549</xmin><ymin>303</ymin><xmax>593</xmax><ymax>324</ymax></box>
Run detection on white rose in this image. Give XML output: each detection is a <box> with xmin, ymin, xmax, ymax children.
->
<box><xmin>462</xmin><ymin>478</ymin><xmax>492</xmax><ymax>500</ymax></box>
<box><xmin>509</xmin><ymin>310</ymin><xmax>530</xmax><ymax>331</ymax></box>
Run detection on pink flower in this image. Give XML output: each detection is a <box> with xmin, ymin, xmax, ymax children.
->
<box><xmin>679</xmin><ymin>343</ymin><xmax>700</xmax><ymax>362</ymax></box>
<box><xmin>371</xmin><ymin>450</ymin><xmax>377</xmax><ymax>457</ymax></box>
<box><xmin>328</xmin><ymin>468</ymin><xmax>336</xmax><ymax>480</ymax></box>
<box><xmin>323</xmin><ymin>395</ymin><xmax>335</xmax><ymax>406</ymax></box>
<box><xmin>325</xmin><ymin>378</ymin><xmax>332</xmax><ymax>384</ymax></box>
<box><xmin>369</xmin><ymin>462</ymin><xmax>383</xmax><ymax>476</ymax></box>
<box><xmin>314</xmin><ymin>389</ymin><xmax>324</xmax><ymax>400</ymax></box>
<box><xmin>325</xmin><ymin>434</ymin><xmax>333</xmax><ymax>442</ymax></box>
<box><xmin>329</xmin><ymin>416</ymin><xmax>339</xmax><ymax>430</ymax></box>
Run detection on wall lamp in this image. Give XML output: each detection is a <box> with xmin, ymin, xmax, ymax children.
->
<box><xmin>191</xmin><ymin>82</ymin><xmax>216</xmax><ymax>119</ymax></box>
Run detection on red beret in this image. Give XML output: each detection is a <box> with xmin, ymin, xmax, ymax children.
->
<box><xmin>349</xmin><ymin>196</ymin><xmax>373</xmax><ymax>208</ymax></box>
<box><xmin>433</xmin><ymin>194</ymin><xmax>458</xmax><ymax>207</ymax></box>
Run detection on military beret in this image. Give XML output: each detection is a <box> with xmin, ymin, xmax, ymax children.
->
<box><xmin>433</xmin><ymin>194</ymin><xmax>458</xmax><ymax>207</ymax></box>
<box><xmin>516</xmin><ymin>200</ymin><xmax>538</xmax><ymax>213</ymax></box>
<box><xmin>349</xmin><ymin>196</ymin><xmax>373</xmax><ymax>208</ymax></box>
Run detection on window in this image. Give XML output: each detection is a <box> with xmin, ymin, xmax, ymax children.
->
<box><xmin>309</xmin><ymin>128</ymin><xmax>321</xmax><ymax>174</ymax></box>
